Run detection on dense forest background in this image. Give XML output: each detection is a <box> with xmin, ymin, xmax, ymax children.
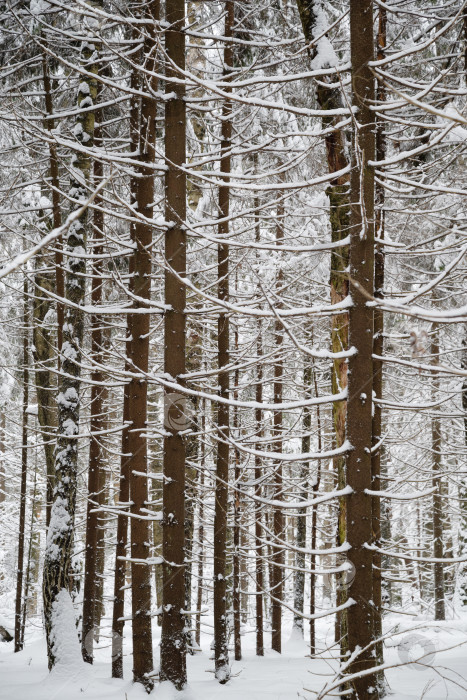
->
<box><xmin>0</xmin><ymin>1</ymin><xmax>467</xmax><ymax>698</ymax></box>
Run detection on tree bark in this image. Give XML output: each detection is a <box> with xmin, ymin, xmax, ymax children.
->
<box><xmin>42</xmin><ymin>15</ymin><xmax>97</xmax><ymax>670</ymax></box>
<box><xmin>213</xmin><ymin>0</ymin><xmax>234</xmax><ymax>682</ymax></box>
<box><xmin>15</xmin><ymin>281</ymin><xmax>29</xmax><ymax>653</ymax></box>
<box><xmin>160</xmin><ymin>0</ymin><xmax>188</xmax><ymax>689</ymax></box>
<box><xmin>372</xmin><ymin>5</ymin><xmax>387</xmax><ymax>690</ymax></box>
<box><xmin>126</xmin><ymin>1</ymin><xmax>160</xmax><ymax>684</ymax></box>
<box><xmin>81</xmin><ymin>116</ymin><xmax>106</xmax><ymax>664</ymax></box>
<box><xmin>346</xmin><ymin>1</ymin><xmax>379</xmax><ymax>696</ymax></box>
<box><xmin>431</xmin><ymin>323</ymin><xmax>445</xmax><ymax>621</ymax></box>
<box><xmin>271</xmin><ymin>190</ymin><xmax>285</xmax><ymax>654</ymax></box>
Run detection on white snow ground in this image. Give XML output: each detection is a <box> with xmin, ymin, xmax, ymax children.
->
<box><xmin>1</xmin><ymin>613</ymin><xmax>467</xmax><ymax>699</ymax></box>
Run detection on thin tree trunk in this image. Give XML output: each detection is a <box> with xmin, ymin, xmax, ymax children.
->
<box><xmin>293</xmin><ymin>360</ymin><xmax>311</xmax><ymax>634</ymax></box>
<box><xmin>160</xmin><ymin>0</ymin><xmax>187</xmax><ymax>688</ymax></box>
<box><xmin>431</xmin><ymin>323</ymin><xmax>445</xmax><ymax>620</ymax></box>
<box><xmin>254</xmin><ymin>188</ymin><xmax>264</xmax><ymax>655</ymax></box>
<box><xmin>195</xmin><ymin>409</ymin><xmax>206</xmax><ymax>647</ymax></box>
<box><xmin>309</xmin><ymin>353</ymin><xmax>322</xmax><ymax>655</ymax></box>
<box><xmin>271</xmin><ymin>193</ymin><xmax>284</xmax><ymax>655</ymax></box>
<box><xmin>111</xmin><ymin>336</ymin><xmax>132</xmax><ymax>678</ymax></box>
<box><xmin>213</xmin><ymin>0</ymin><xmax>233</xmax><ymax>683</ymax></box>
<box><xmin>459</xmin><ymin>334</ymin><xmax>467</xmax><ymax>604</ymax></box>
<box><xmin>0</xmin><ymin>414</ymin><xmax>5</xmax><ymax>504</ymax></box>
<box><xmin>81</xmin><ymin>118</ymin><xmax>105</xmax><ymax>664</ymax></box>
<box><xmin>232</xmin><ymin>324</ymin><xmax>242</xmax><ymax>660</ymax></box>
<box><xmin>15</xmin><ymin>282</ymin><xmax>29</xmax><ymax>653</ymax></box>
<box><xmin>346</xmin><ymin>1</ymin><xmax>379</xmax><ymax>696</ymax></box>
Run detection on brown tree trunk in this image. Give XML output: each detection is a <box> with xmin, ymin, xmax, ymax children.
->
<box><xmin>0</xmin><ymin>414</ymin><xmax>5</xmax><ymax>504</ymax></box>
<box><xmin>271</xmin><ymin>193</ymin><xmax>284</xmax><ymax>655</ymax></box>
<box><xmin>195</xmin><ymin>410</ymin><xmax>206</xmax><ymax>648</ymax></box>
<box><xmin>126</xmin><ymin>2</ymin><xmax>159</xmax><ymax>684</ymax></box>
<box><xmin>310</xmin><ymin>355</ymin><xmax>322</xmax><ymax>656</ymax></box>
<box><xmin>160</xmin><ymin>0</ymin><xmax>187</xmax><ymax>689</ymax></box>
<box><xmin>81</xmin><ymin>119</ymin><xmax>106</xmax><ymax>664</ymax></box>
<box><xmin>213</xmin><ymin>0</ymin><xmax>234</xmax><ymax>683</ymax></box>
<box><xmin>41</xmin><ymin>46</ymin><xmax>64</xmax><ymax>357</ymax></box>
<box><xmin>232</xmin><ymin>325</ymin><xmax>242</xmax><ymax>660</ymax></box>
<box><xmin>15</xmin><ymin>283</ymin><xmax>29</xmax><ymax>653</ymax></box>
<box><xmin>345</xmin><ymin>1</ymin><xmax>378</xmax><ymax>696</ymax></box>
<box><xmin>372</xmin><ymin>5</ymin><xmax>387</xmax><ymax>691</ymax></box>
<box><xmin>42</xmin><ymin>6</ymin><xmax>98</xmax><ymax>671</ymax></box>
<box><xmin>295</xmin><ymin>0</ymin><xmax>350</xmax><ymax>654</ymax></box>
<box><xmin>111</xmin><ymin>337</ymin><xmax>132</xmax><ymax>679</ymax></box>
<box><xmin>431</xmin><ymin>323</ymin><xmax>445</xmax><ymax>621</ymax></box>
<box><xmin>41</xmin><ymin>48</ymin><xmax>62</xmax><ymax>526</ymax></box>
<box><xmin>293</xmin><ymin>360</ymin><xmax>311</xmax><ymax>635</ymax></box>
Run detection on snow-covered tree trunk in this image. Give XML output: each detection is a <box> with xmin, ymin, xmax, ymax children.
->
<box><xmin>431</xmin><ymin>323</ymin><xmax>445</xmax><ymax>620</ymax></box>
<box><xmin>293</xmin><ymin>361</ymin><xmax>312</xmax><ymax>634</ymax></box>
<box><xmin>42</xmin><ymin>19</ymin><xmax>97</xmax><ymax>670</ymax></box>
<box><xmin>15</xmin><ymin>279</ymin><xmax>29</xmax><ymax>653</ymax></box>
<box><xmin>459</xmin><ymin>333</ymin><xmax>467</xmax><ymax>604</ymax></box>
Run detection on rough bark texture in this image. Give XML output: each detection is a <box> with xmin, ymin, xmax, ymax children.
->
<box><xmin>42</xmin><ymin>23</ymin><xmax>97</xmax><ymax>668</ymax></box>
<box><xmin>346</xmin><ymin>1</ymin><xmax>379</xmax><ymax>696</ymax></box>
<box><xmin>15</xmin><ymin>288</ymin><xmax>28</xmax><ymax>653</ymax></box>
<box><xmin>459</xmin><ymin>334</ymin><xmax>467</xmax><ymax>604</ymax></box>
<box><xmin>81</xmin><ymin>119</ymin><xmax>105</xmax><ymax>665</ymax></box>
<box><xmin>371</xmin><ymin>6</ymin><xmax>387</xmax><ymax>690</ymax></box>
<box><xmin>295</xmin><ymin>0</ymin><xmax>350</xmax><ymax>652</ymax></box>
<box><xmin>431</xmin><ymin>324</ymin><xmax>445</xmax><ymax>621</ymax></box>
<box><xmin>111</xmin><ymin>338</ymin><xmax>132</xmax><ymax>678</ymax></box>
<box><xmin>255</xmin><ymin>321</ymin><xmax>265</xmax><ymax>656</ymax></box>
<box><xmin>42</xmin><ymin>46</ymin><xmax>64</xmax><ymax>358</ymax></box>
<box><xmin>160</xmin><ymin>0</ymin><xmax>188</xmax><ymax>688</ymax></box>
<box><xmin>0</xmin><ymin>414</ymin><xmax>5</xmax><ymax>504</ymax></box>
<box><xmin>213</xmin><ymin>0</ymin><xmax>233</xmax><ymax>683</ymax></box>
<box><xmin>271</xmin><ymin>191</ymin><xmax>285</xmax><ymax>654</ymax></box>
<box><xmin>126</xmin><ymin>2</ymin><xmax>159</xmax><ymax>684</ymax></box>
<box><xmin>293</xmin><ymin>361</ymin><xmax>311</xmax><ymax>633</ymax></box>
<box><xmin>32</xmin><ymin>253</ymin><xmax>56</xmax><ymax>528</ymax></box>
<box><xmin>232</xmin><ymin>327</ymin><xmax>242</xmax><ymax>660</ymax></box>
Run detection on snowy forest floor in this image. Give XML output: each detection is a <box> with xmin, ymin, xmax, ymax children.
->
<box><xmin>1</xmin><ymin>612</ymin><xmax>467</xmax><ymax>699</ymax></box>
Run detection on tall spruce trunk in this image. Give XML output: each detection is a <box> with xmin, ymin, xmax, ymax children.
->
<box><xmin>232</xmin><ymin>325</ymin><xmax>242</xmax><ymax>660</ymax></box>
<box><xmin>255</xmin><ymin>321</ymin><xmax>265</xmax><ymax>656</ymax></box>
<box><xmin>160</xmin><ymin>0</ymin><xmax>188</xmax><ymax>689</ymax></box>
<box><xmin>293</xmin><ymin>359</ymin><xmax>312</xmax><ymax>633</ymax></box>
<box><xmin>431</xmin><ymin>323</ymin><xmax>445</xmax><ymax>620</ymax></box>
<box><xmin>271</xmin><ymin>194</ymin><xmax>285</xmax><ymax>654</ymax></box>
<box><xmin>41</xmin><ymin>48</ymin><xmax>62</xmax><ymax>525</ymax></box>
<box><xmin>253</xmin><ymin>173</ymin><xmax>264</xmax><ymax>657</ymax></box>
<box><xmin>15</xmin><ymin>282</ymin><xmax>29</xmax><ymax>653</ymax></box>
<box><xmin>42</xmin><ymin>22</ymin><xmax>97</xmax><ymax>669</ymax></box>
<box><xmin>459</xmin><ymin>334</ymin><xmax>467</xmax><ymax>604</ymax></box>
<box><xmin>345</xmin><ymin>1</ymin><xmax>379</xmax><ymax>696</ymax></box>
<box><xmin>81</xmin><ymin>118</ymin><xmax>105</xmax><ymax>664</ymax></box>
<box><xmin>111</xmin><ymin>335</ymin><xmax>132</xmax><ymax>678</ymax></box>
<box><xmin>126</xmin><ymin>1</ymin><xmax>160</xmax><ymax>685</ymax></box>
<box><xmin>0</xmin><ymin>414</ymin><xmax>5</xmax><ymax>504</ymax></box>
<box><xmin>214</xmin><ymin>0</ymin><xmax>233</xmax><ymax>683</ymax></box>
<box><xmin>371</xmin><ymin>5</ymin><xmax>387</xmax><ymax>690</ymax></box>
<box><xmin>295</xmin><ymin>0</ymin><xmax>350</xmax><ymax>652</ymax></box>
<box><xmin>32</xmin><ymin>252</ymin><xmax>56</xmax><ymax>529</ymax></box>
